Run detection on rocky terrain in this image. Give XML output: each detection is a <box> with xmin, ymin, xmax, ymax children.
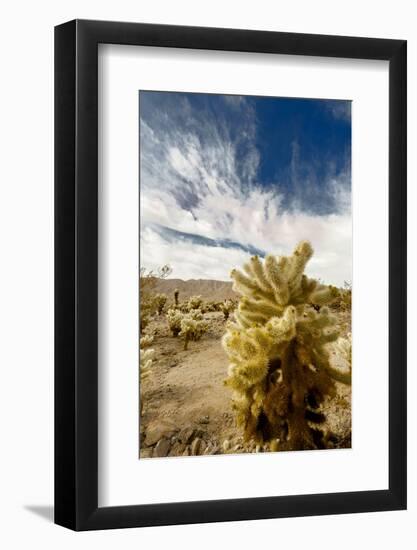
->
<box><xmin>139</xmin><ymin>280</ymin><xmax>351</xmax><ymax>459</ymax></box>
<box><xmin>152</xmin><ymin>278</ymin><xmax>237</xmax><ymax>302</ymax></box>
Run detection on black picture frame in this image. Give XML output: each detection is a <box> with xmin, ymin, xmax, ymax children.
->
<box><xmin>55</xmin><ymin>19</ymin><xmax>407</xmax><ymax>531</ymax></box>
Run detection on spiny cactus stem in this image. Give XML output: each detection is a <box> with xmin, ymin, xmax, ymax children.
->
<box><xmin>279</xmin><ymin>340</ymin><xmax>294</xmax><ymax>385</ymax></box>
<box><xmin>324</xmin><ymin>363</ymin><xmax>352</xmax><ymax>385</ymax></box>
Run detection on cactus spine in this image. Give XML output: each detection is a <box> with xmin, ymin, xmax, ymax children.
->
<box><xmin>222</xmin><ymin>241</ymin><xmax>351</xmax><ymax>451</ymax></box>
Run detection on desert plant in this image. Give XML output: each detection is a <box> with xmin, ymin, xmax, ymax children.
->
<box><xmin>220</xmin><ymin>299</ymin><xmax>235</xmax><ymax>320</ymax></box>
<box><xmin>188</xmin><ymin>295</ymin><xmax>203</xmax><ymax>310</ymax></box>
<box><xmin>167</xmin><ymin>308</ymin><xmax>184</xmax><ymax>336</ymax></box>
<box><xmin>188</xmin><ymin>308</ymin><xmax>204</xmax><ymax>320</ymax></box>
<box><xmin>174</xmin><ymin>288</ymin><xmax>179</xmax><ymax>307</ymax></box>
<box><xmin>140</xmin><ymin>334</ymin><xmax>154</xmax><ymax>349</ymax></box>
<box><xmin>179</xmin><ymin>317</ymin><xmax>209</xmax><ymax>350</ymax></box>
<box><xmin>333</xmin><ymin>333</ymin><xmax>352</xmax><ymax>366</ymax></box>
<box><xmin>222</xmin><ymin>241</ymin><xmax>352</xmax><ymax>451</ymax></box>
<box><xmin>139</xmin><ymin>264</ymin><xmax>172</xmax><ymax>333</ymax></box>
<box><xmin>167</xmin><ymin>307</ymin><xmax>208</xmax><ymax>348</ymax></box>
<box><xmin>340</xmin><ymin>281</ymin><xmax>352</xmax><ymax>311</ymax></box>
<box><xmin>154</xmin><ymin>293</ymin><xmax>167</xmax><ymax>315</ymax></box>
<box><xmin>139</xmin><ymin>335</ymin><xmax>154</xmax><ymax>416</ymax></box>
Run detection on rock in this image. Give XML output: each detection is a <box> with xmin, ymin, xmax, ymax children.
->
<box><xmin>153</xmin><ymin>438</ymin><xmax>171</xmax><ymax>457</ymax></box>
<box><xmin>193</xmin><ymin>428</ymin><xmax>205</xmax><ymax>439</ymax></box>
<box><xmin>169</xmin><ymin>441</ymin><xmax>186</xmax><ymax>456</ymax></box>
<box><xmin>145</xmin><ymin>420</ymin><xmax>177</xmax><ymax>446</ymax></box>
<box><xmin>190</xmin><ymin>437</ymin><xmax>202</xmax><ymax>456</ymax></box>
<box><xmin>178</xmin><ymin>426</ymin><xmax>195</xmax><ymax>445</ymax></box>
<box><xmin>140</xmin><ymin>448</ymin><xmax>153</xmax><ymax>459</ymax></box>
<box><xmin>270</xmin><ymin>439</ymin><xmax>280</xmax><ymax>452</ymax></box>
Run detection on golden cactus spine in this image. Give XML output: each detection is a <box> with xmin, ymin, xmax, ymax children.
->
<box><xmin>222</xmin><ymin>241</ymin><xmax>351</xmax><ymax>451</ymax></box>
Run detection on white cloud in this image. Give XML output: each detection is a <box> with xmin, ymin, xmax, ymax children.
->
<box><xmin>141</xmin><ymin>206</ymin><xmax>351</xmax><ymax>286</ymax></box>
<box><xmin>327</xmin><ymin>100</ymin><xmax>351</xmax><ymax>123</ymax></box>
<box><xmin>140</xmin><ymin>96</ymin><xmax>352</xmax><ymax>287</ymax></box>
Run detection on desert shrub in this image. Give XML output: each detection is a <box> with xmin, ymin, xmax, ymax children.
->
<box><xmin>167</xmin><ymin>308</ymin><xmax>208</xmax><ymax>348</ymax></box>
<box><xmin>333</xmin><ymin>333</ymin><xmax>352</xmax><ymax>365</ymax></box>
<box><xmin>167</xmin><ymin>308</ymin><xmax>184</xmax><ymax>336</ymax></box>
<box><xmin>222</xmin><ymin>241</ymin><xmax>351</xmax><ymax>451</ymax></box>
<box><xmin>201</xmin><ymin>300</ymin><xmax>214</xmax><ymax>313</ymax></box>
<box><xmin>140</xmin><ymin>335</ymin><xmax>154</xmax><ymax>380</ymax></box>
<box><xmin>326</xmin><ymin>281</ymin><xmax>351</xmax><ymax>312</ymax></box>
<box><xmin>154</xmin><ymin>293</ymin><xmax>167</xmax><ymax>315</ymax></box>
<box><xmin>139</xmin><ymin>264</ymin><xmax>172</xmax><ymax>332</ymax></box>
<box><xmin>188</xmin><ymin>308</ymin><xmax>203</xmax><ymax>320</ymax></box>
<box><xmin>310</xmin><ymin>285</ymin><xmax>340</xmax><ymax>311</ymax></box>
<box><xmin>340</xmin><ymin>281</ymin><xmax>352</xmax><ymax>311</ymax></box>
<box><xmin>220</xmin><ymin>299</ymin><xmax>235</xmax><ymax>320</ymax></box>
<box><xmin>140</xmin><ymin>334</ymin><xmax>154</xmax><ymax>349</ymax></box>
<box><xmin>188</xmin><ymin>295</ymin><xmax>203</xmax><ymax>310</ymax></box>
<box><xmin>139</xmin><ymin>335</ymin><xmax>154</xmax><ymax>415</ymax></box>
<box><xmin>179</xmin><ymin>317</ymin><xmax>209</xmax><ymax>350</ymax></box>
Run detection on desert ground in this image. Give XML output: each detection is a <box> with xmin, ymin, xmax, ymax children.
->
<box><xmin>139</xmin><ymin>279</ymin><xmax>351</xmax><ymax>459</ymax></box>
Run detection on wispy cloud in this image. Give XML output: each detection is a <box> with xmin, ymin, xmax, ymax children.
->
<box><xmin>140</xmin><ymin>92</ymin><xmax>351</xmax><ymax>286</ymax></box>
<box><xmin>325</xmin><ymin>100</ymin><xmax>352</xmax><ymax>123</ymax></box>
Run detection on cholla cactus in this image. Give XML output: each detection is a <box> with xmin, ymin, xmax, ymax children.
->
<box><xmin>203</xmin><ymin>300</ymin><xmax>218</xmax><ymax>312</ymax></box>
<box><xmin>139</xmin><ymin>264</ymin><xmax>172</xmax><ymax>333</ymax></box>
<box><xmin>179</xmin><ymin>317</ymin><xmax>209</xmax><ymax>350</ymax></box>
<box><xmin>332</xmin><ymin>334</ymin><xmax>352</xmax><ymax>379</ymax></box>
<box><xmin>167</xmin><ymin>307</ymin><xmax>208</xmax><ymax>348</ymax></box>
<box><xmin>188</xmin><ymin>308</ymin><xmax>204</xmax><ymax>321</ymax></box>
<box><xmin>154</xmin><ymin>293</ymin><xmax>167</xmax><ymax>315</ymax></box>
<box><xmin>222</xmin><ymin>241</ymin><xmax>351</xmax><ymax>451</ymax></box>
<box><xmin>140</xmin><ymin>334</ymin><xmax>154</xmax><ymax>380</ymax></box>
<box><xmin>139</xmin><ymin>335</ymin><xmax>154</xmax><ymax>415</ymax></box>
<box><xmin>140</xmin><ymin>334</ymin><xmax>154</xmax><ymax>349</ymax></box>
<box><xmin>174</xmin><ymin>289</ymin><xmax>179</xmax><ymax>307</ymax></box>
<box><xmin>167</xmin><ymin>308</ymin><xmax>183</xmax><ymax>336</ymax></box>
<box><xmin>188</xmin><ymin>295</ymin><xmax>203</xmax><ymax>310</ymax></box>
<box><xmin>140</xmin><ymin>348</ymin><xmax>154</xmax><ymax>380</ymax></box>
<box><xmin>220</xmin><ymin>299</ymin><xmax>235</xmax><ymax>320</ymax></box>
<box><xmin>340</xmin><ymin>282</ymin><xmax>352</xmax><ymax>311</ymax></box>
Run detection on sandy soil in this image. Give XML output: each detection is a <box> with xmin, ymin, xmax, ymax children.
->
<box><xmin>140</xmin><ymin>306</ymin><xmax>351</xmax><ymax>459</ymax></box>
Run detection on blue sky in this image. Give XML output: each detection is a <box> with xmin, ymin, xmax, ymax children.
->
<box><xmin>139</xmin><ymin>91</ymin><xmax>351</xmax><ymax>285</ymax></box>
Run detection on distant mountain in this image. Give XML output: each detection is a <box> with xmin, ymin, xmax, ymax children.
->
<box><xmin>152</xmin><ymin>278</ymin><xmax>237</xmax><ymax>302</ymax></box>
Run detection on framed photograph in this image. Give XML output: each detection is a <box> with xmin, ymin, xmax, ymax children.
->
<box><xmin>55</xmin><ymin>19</ymin><xmax>407</xmax><ymax>530</ymax></box>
